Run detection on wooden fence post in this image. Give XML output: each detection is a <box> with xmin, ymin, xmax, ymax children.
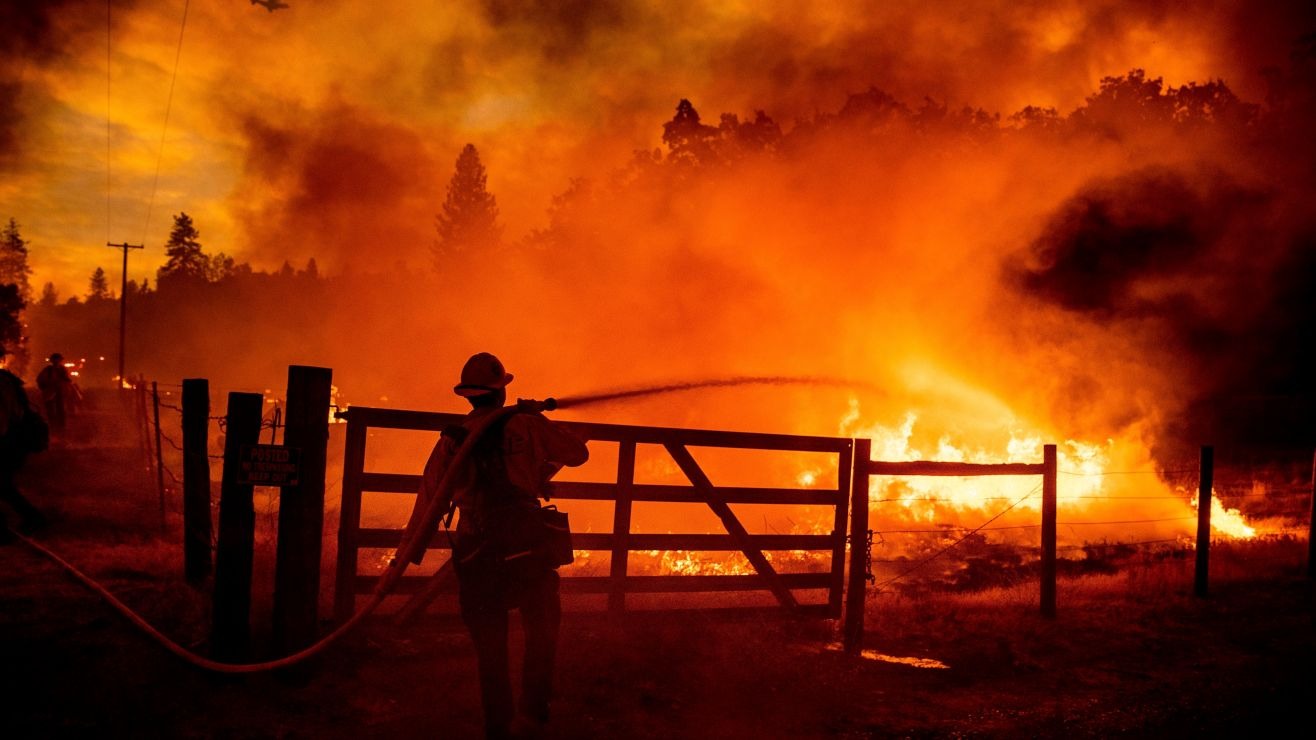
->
<box><xmin>136</xmin><ymin>377</ymin><xmax>153</xmax><ymax>474</ymax></box>
<box><xmin>843</xmin><ymin>438</ymin><xmax>871</xmax><ymax>654</ymax></box>
<box><xmin>182</xmin><ymin>379</ymin><xmax>212</xmax><ymax>584</ymax></box>
<box><xmin>1307</xmin><ymin>450</ymin><xmax>1316</xmax><ymax>580</ymax></box>
<box><xmin>608</xmin><ymin>439</ymin><xmax>636</xmax><ymax>614</ymax></box>
<box><xmin>273</xmin><ymin>365</ymin><xmax>332</xmax><ymax>655</ymax></box>
<box><xmin>151</xmin><ymin>381</ymin><xmax>166</xmax><ymax>534</ymax></box>
<box><xmin>1195</xmin><ymin>445</ymin><xmax>1214</xmax><ymax>598</ymax></box>
<box><xmin>829</xmin><ymin>442</ymin><xmax>854</xmax><ymax>619</ymax></box>
<box><xmin>211</xmin><ymin>391</ymin><xmax>263</xmax><ymax>661</ymax></box>
<box><xmin>1040</xmin><ymin>444</ymin><xmax>1057</xmax><ymax>619</ymax></box>
<box><xmin>334</xmin><ymin>415</ymin><xmax>367</xmax><ymax>624</ymax></box>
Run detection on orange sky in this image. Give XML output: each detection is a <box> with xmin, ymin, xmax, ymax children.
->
<box><xmin>2</xmin><ymin>0</ymin><xmax>1310</xmax><ymax>296</ymax></box>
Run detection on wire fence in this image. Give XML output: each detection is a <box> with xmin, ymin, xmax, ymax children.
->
<box><xmin>128</xmin><ymin>378</ymin><xmax>289</xmax><ymax>549</ymax></box>
<box><xmin>854</xmin><ymin>455</ymin><xmax>1314</xmax><ymax>592</ymax></box>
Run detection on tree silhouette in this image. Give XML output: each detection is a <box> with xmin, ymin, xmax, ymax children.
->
<box><xmin>433</xmin><ymin>144</ymin><xmax>501</xmax><ymax>271</ymax></box>
<box><xmin>157</xmin><ymin>212</ymin><xmax>209</xmax><ymax>288</ymax></box>
<box><xmin>88</xmin><ymin>267</ymin><xmax>110</xmax><ymax>300</ymax></box>
<box><xmin>0</xmin><ymin>283</ymin><xmax>23</xmax><ymax>361</ymax></box>
<box><xmin>662</xmin><ymin>99</ymin><xmax>718</xmax><ymax>165</ymax></box>
<box><xmin>0</xmin><ymin>218</ymin><xmax>33</xmax><ymax>303</ymax></box>
<box><xmin>38</xmin><ymin>282</ymin><xmax>58</xmax><ymax>307</ymax></box>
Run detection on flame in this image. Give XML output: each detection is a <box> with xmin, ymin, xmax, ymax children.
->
<box><xmin>1191</xmin><ymin>493</ymin><xmax>1257</xmax><ymax>539</ymax></box>
<box><xmin>842</xmin><ymin>385</ymin><xmax>1261</xmax><ymax>549</ymax></box>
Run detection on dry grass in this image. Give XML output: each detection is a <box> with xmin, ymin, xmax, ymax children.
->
<box><xmin>7</xmin><ymin>434</ymin><xmax>1315</xmax><ymax>738</ymax></box>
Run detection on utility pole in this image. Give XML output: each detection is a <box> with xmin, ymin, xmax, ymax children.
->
<box><xmin>106</xmin><ymin>241</ymin><xmax>144</xmax><ymax>387</ymax></box>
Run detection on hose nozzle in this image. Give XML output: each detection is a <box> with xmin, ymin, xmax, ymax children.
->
<box><xmin>515</xmin><ymin>397</ymin><xmax>558</xmax><ymax>413</ymax></box>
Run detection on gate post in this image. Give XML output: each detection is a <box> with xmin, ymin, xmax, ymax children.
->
<box><xmin>1040</xmin><ymin>444</ymin><xmax>1057</xmax><ymax>618</ymax></box>
<box><xmin>843</xmin><ymin>439</ymin><xmax>871</xmax><ymax>655</ymax></box>
<box><xmin>608</xmin><ymin>439</ymin><xmax>636</xmax><ymax>613</ymax></box>
<box><xmin>211</xmin><ymin>391</ymin><xmax>263</xmax><ymax>661</ymax></box>
<box><xmin>1195</xmin><ymin>446</ymin><xmax>1214</xmax><ymax>598</ymax></box>
<box><xmin>181</xmin><ymin>378</ymin><xmax>211</xmax><ymax>584</ymax></box>
<box><xmin>828</xmin><ymin>441</ymin><xmax>854</xmax><ymax>618</ymax></box>
<box><xmin>273</xmin><ymin>365</ymin><xmax>332</xmax><ymax>654</ymax></box>
<box><xmin>334</xmin><ymin>413</ymin><xmax>367</xmax><ymax>624</ymax></box>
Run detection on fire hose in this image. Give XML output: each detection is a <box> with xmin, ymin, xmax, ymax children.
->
<box><xmin>13</xmin><ymin>399</ymin><xmax>545</xmax><ymax>674</ymax></box>
<box><xmin>13</xmin><ymin>375</ymin><xmax>877</xmax><ymax>673</ymax></box>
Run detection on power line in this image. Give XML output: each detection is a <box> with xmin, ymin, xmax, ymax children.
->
<box><xmin>141</xmin><ymin>0</ymin><xmax>192</xmax><ymax>243</ymax></box>
<box><xmin>105</xmin><ymin>0</ymin><xmax>112</xmax><ymax>245</ymax></box>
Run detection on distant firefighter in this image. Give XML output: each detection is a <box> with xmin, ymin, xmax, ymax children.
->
<box><xmin>36</xmin><ymin>353</ymin><xmax>77</xmax><ymax>439</ymax></box>
<box><xmin>403</xmin><ymin>352</ymin><xmax>588</xmax><ymax>739</ymax></box>
<box><xmin>0</xmin><ymin>345</ymin><xmax>49</xmax><ymax>542</ymax></box>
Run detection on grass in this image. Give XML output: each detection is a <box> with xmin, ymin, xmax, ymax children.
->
<box><xmin>9</xmin><ymin>431</ymin><xmax>1316</xmax><ymax>737</ymax></box>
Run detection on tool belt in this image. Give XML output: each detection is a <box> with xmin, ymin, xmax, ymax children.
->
<box><xmin>454</xmin><ymin>503</ymin><xmax>574</xmax><ymax>573</ymax></box>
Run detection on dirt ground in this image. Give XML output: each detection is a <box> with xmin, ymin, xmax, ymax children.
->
<box><xmin>4</xmin><ymin>442</ymin><xmax>1316</xmax><ymax>739</ymax></box>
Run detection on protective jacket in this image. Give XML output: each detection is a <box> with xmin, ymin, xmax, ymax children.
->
<box><xmin>402</xmin><ymin>407</ymin><xmax>588</xmax><ymax>561</ymax></box>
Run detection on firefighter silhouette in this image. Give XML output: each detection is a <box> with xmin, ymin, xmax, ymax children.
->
<box><xmin>406</xmin><ymin>352</ymin><xmax>588</xmax><ymax>739</ymax></box>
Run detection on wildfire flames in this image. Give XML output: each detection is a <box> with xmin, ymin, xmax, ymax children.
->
<box><xmin>634</xmin><ymin>384</ymin><xmax>1259</xmax><ymax>581</ymax></box>
<box><xmin>5</xmin><ymin>3</ymin><xmax>1313</xmax><ymax>586</ymax></box>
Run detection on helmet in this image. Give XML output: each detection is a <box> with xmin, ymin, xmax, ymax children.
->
<box><xmin>454</xmin><ymin>352</ymin><xmax>514</xmax><ymax>397</ymax></box>
<box><xmin>49</xmin><ymin>353</ymin><xmax>63</xmax><ymax>363</ymax></box>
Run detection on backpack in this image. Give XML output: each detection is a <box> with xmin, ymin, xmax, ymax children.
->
<box><xmin>454</xmin><ymin>414</ymin><xmax>574</xmax><ymax>571</ymax></box>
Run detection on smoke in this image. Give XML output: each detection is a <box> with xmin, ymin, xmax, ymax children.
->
<box><xmin>1013</xmin><ymin>168</ymin><xmax>1270</xmax><ymax>315</ymax></box>
<box><xmin>4</xmin><ymin>1</ymin><xmax>1315</xmax><ymax>481</ymax></box>
<box><xmin>5</xmin><ymin>1</ymin><xmax>1316</xmax><ymax>285</ymax></box>
<box><xmin>229</xmin><ymin>104</ymin><xmax>446</xmax><ymax>274</ymax></box>
<box><xmin>0</xmin><ymin>0</ymin><xmax>121</xmax><ymax>167</ymax></box>
<box><xmin>1013</xmin><ymin>164</ymin><xmax>1316</xmax><ymax>462</ymax></box>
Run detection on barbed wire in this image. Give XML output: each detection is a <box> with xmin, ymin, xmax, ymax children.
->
<box><xmin>1059</xmin><ymin>468</ymin><xmax>1200</xmax><ymax>477</ymax></box>
<box><xmin>874</xmin><ymin>514</ymin><xmax>1201</xmax><ymax>537</ymax></box>
<box><xmin>870</xmin><ymin>536</ymin><xmax>1194</xmax><ymax>561</ymax></box>
<box><xmin>156</xmin><ymin>428</ymin><xmax>183</xmax><ymax>452</ymax></box>
<box><xmin>870</xmin><ymin>483</ymin><xmax>1043</xmax><ymax>593</ymax></box>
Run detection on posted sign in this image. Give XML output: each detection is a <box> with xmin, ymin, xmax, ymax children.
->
<box><xmin>239</xmin><ymin>444</ymin><xmax>302</xmax><ymax>487</ymax></box>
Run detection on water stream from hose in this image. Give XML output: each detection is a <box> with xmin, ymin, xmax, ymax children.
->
<box><xmin>553</xmin><ymin>375</ymin><xmax>883</xmax><ymax>410</ymax></box>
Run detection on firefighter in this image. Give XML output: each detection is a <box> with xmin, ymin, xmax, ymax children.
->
<box><xmin>0</xmin><ymin>345</ymin><xmax>48</xmax><ymax>543</ymax></box>
<box><xmin>408</xmin><ymin>352</ymin><xmax>588</xmax><ymax>739</ymax></box>
<box><xmin>35</xmin><ymin>352</ymin><xmax>76</xmax><ymax>439</ymax></box>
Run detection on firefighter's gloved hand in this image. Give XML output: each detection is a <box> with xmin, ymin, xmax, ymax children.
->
<box><xmin>515</xmin><ymin>398</ymin><xmax>556</xmax><ymax>414</ymax></box>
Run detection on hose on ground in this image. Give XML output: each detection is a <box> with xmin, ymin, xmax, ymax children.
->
<box><xmin>11</xmin><ymin>402</ymin><xmax>529</xmax><ymax>674</ymax></box>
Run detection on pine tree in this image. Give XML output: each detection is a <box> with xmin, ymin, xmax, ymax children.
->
<box><xmin>38</xmin><ymin>282</ymin><xmax>58</xmax><ymax>307</ymax></box>
<box><xmin>157</xmin><ymin>212</ymin><xmax>209</xmax><ymax>288</ymax></box>
<box><xmin>89</xmin><ymin>266</ymin><xmax>110</xmax><ymax>300</ymax></box>
<box><xmin>0</xmin><ymin>284</ymin><xmax>22</xmax><ymax>360</ymax></box>
<box><xmin>0</xmin><ymin>218</ymin><xmax>33</xmax><ymax>303</ymax></box>
<box><xmin>432</xmin><ymin>144</ymin><xmax>501</xmax><ymax>271</ymax></box>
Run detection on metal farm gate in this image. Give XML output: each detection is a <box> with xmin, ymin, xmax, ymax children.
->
<box><xmin>333</xmin><ymin>407</ymin><xmax>855</xmax><ymax>624</ymax></box>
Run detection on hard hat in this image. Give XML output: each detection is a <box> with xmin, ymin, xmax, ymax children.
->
<box><xmin>49</xmin><ymin>353</ymin><xmax>63</xmax><ymax>363</ymax></box>
<box><xmin>454</xmin><ymin>352</ymin><xmax>514</xmax><ymax>397</ymax></box>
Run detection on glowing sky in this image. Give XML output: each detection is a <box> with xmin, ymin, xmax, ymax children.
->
<box><xmin>1</xmin><ymin>0</ymin><xmax>1310</xmax><ymax>295</ymax></box>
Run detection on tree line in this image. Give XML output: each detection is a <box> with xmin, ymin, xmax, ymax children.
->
<box><xmin>4</xmin><ymin>55</ymin><xmax>1313</xmax><ymax>381</ymax></box>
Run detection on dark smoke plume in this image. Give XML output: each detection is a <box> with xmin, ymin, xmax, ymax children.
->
<box><xmin>1013</xmin><ymin>167</ymin><xmax>1316</xmax><ymax>463</ymax></box>
<box><xmin>0</xmin><ymin>0</ymin><xmax>126</xmax><ymax>166</ymax></box>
